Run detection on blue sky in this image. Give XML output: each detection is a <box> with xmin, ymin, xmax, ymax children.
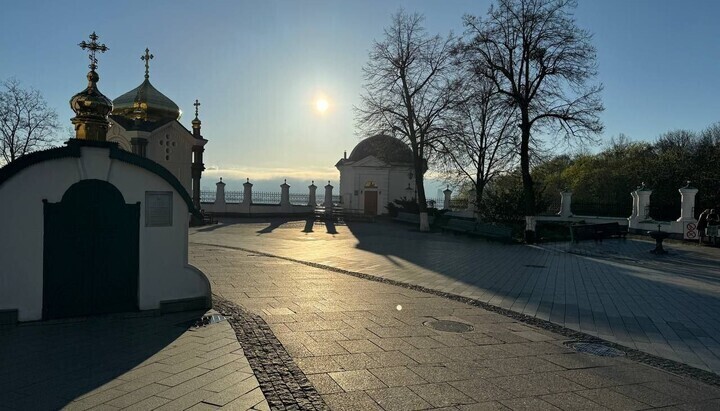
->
<box><xmin>1</xmin><ymin>1</ymin><xmax>719</xmax><ymax>193</ymax></box>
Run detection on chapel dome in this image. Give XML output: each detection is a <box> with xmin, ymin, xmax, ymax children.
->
<box><xmin>348</xmin><ymin>134</ymin><xmax>413</xmax><ymax>164</ymax></box>
<box><xmin>111</xmin><ymin>79</ymin><xmax>181</xmax><ymax>123</ymax></box>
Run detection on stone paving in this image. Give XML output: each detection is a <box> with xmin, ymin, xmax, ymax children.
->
<box><xmin>0</xmin><ymin>311</ymin><xmax>269</xmax><ymax>410</ymax></box>
<box><xmin>190</xmin><ymin>241</ymin><xmax>720</xmax><ymax>410</ymax></box>
<box><xmin>189</xmin><ymin>218</ymin><xmax>720</xmax><ymax>375</ymax></box>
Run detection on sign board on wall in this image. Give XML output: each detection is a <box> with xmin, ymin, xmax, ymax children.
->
<box><xmin>684</xmin><ymin>222</ymin><xmax>697</xmax><ymax>240</ymax></box>
<box><xmin>145</xmin><ymin>191</ymin><xmax>173</xmax><ymax>227</ymax></box>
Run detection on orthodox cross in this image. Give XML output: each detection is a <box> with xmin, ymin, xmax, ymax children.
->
<box><xmin>141</xmin><ymin>48</ymin><xmax>154</xmax><ymax>79</ymax></box>
<box><xmin>78</xmin><ymin>32</ymin><xmax>108</xmax><ymax>71</ymax></box>
<box><xmin>193</xmin><ymin>99</ymin><xmax>201</xmax><ymax>118</ymax></box>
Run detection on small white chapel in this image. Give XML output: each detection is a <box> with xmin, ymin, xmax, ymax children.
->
<box><xmin>335</xmin><ymin>134</ymin><xmax>420</xmax><ymax>215</ymax></box>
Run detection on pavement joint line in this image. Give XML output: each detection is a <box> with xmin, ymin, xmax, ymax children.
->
<box><xmin>211</xmin><ymin>294</ymin><xmax>329</xmax><ymax>411</ymax></box>
<box><xmin>192</xmin><ymin>240</ymin><xmax>720</xmax><ymax>387</ymax></box>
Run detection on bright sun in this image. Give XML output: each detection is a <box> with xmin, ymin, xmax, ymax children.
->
<box><xmin>315</xmin><ymin>98</ymin><xmax>329</xmax><ymax>113</ymax></box>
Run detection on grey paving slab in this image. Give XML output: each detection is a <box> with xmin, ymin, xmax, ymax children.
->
<box><xmin>190</xmin><ymin>218</ymin><xmax>720</xmax><ymax>374</ymax></box>
<box><xmin>189</xmin><ymin>232</ymin><xmax>720</xmax><ymax>410</ymax></box>
<box><xmin>0</xmin><ymin>310</ymin><xmax>268</xmax><ymax>411</ymax></box>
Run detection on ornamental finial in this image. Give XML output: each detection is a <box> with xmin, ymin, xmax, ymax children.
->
<box><xmin>78</xmin><ymin>32</ymin><xmax>108</xmax><ymax>72</ymax></box>
<box><xmin>194</xmin><ymin>99</ymin><xmax>201</xmax><ymax>118</ymax></box>
<box><xmin>141</xmin><ymin>48</ymin><xmax>154</xmax><ymax>79</ymax></box>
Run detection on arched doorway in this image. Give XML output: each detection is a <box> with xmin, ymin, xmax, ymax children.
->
<box><xmin>363</xmin><ymin>180</ymin><xmax>378</xmax><ymax>215</ymax></box>
<box><xmin>43</xmin><ymin>179</ymin><xmax>140</xmax><ymax>319</ymax></box>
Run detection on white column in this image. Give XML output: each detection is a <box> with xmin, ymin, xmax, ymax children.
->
<box><xmin>324</xmin><ymin>181</ymin><xmax>334</xmax><ymax>210</ymax></box>
<box><xmin>558</xmin><ymin>191</ymin><xmax>573</xmax><ymax>218</ymax></box>
<box><xmin>636</xmin><ymin>186</ymin><xmax>652</xmax><ymax>219</ymax></box>
<box><xmin>467</xmin><ymin>188</ymin><xmax>476</xmax><ymax>212</ymax></box>
<box><xmin>678</xmin><ymin>183</ymin><xmax>700</xmax><ymax>240</ymax></box>
<box><xmin>308</xmin><ymin>181</ymin><xmax>317</xmax><ymax>206</ymax></box>
<box><xmin>215</xmin><ymin>178</ymin><xmax>226</xmax><ymax>207</ymax></box>
<box><xmin>242</xmin><ymin>178</ymin><xmax>253</xmax><ymax>205</ymax></box>
<box><xmin>443</xmin><ymin>187</ymin><xmax>452</xmax><ymax>210</ymax></box>
<box><xmin>678</xmin><ymin>184</ymin><xmax>699</xmax><ymax>221</ymax></box>
<box><xmin>280</xmin><ymin>179</ymin><xmax>291</xmax><ymax>206</ymax></box>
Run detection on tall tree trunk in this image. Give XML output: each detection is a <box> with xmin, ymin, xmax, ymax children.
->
<box><xmin>414</xmin><ymin>158</ymin><xmax>429</xmax><ymax>232</ymax></box>
<box><xmin>520</xmin><ymin>110</ymin><xmax>536</xmax><ymax>243</ymax></box>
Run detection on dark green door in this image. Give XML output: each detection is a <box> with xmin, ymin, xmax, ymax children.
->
<box><xmin>43</xmin><ymin>179</ymin><xmax>140</xmax><ymax>320</ymax></box>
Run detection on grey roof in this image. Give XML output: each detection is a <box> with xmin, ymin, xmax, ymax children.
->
<box><xmin>348</xmin><ymin>135</ymin><xmax>413</xmax><ymax>164</ymax></box>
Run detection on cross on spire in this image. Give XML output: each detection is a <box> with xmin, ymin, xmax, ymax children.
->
<box><xmin>193</xmin><ymin>99</ymin><xmax>201</xmax><ymax>118</ymax></box>
<box><xmin>78</xmin><ymin>32</ymin><xmax>108</xmax><ymax>71</ymax></box>
<box><xmin>141</xmin><ymin>48</ymin><xmax>154</xmax><ymax>79</ymax></box>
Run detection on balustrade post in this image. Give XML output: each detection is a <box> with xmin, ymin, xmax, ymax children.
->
<box><xmin>308</xmin><ymin>181</ymin><xmax>317</xmax><ymax>207</ymax></box>
<box><xmin>443</xmin><ymin>187</ymin><xmax>452</xmax><ymax>210</ymax></box>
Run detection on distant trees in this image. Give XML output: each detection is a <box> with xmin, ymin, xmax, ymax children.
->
<box><xmin>357</xmin><ymin>11</ymin><xmax>456</xmax><ymax>232</ymax></box>
<box><xmin>460</xmin><ymin>0</ymin><xmax>604</xmax><ymax>222</ymax></box>
<box><xmin>0</xmin><ymin>78</ymin><xmax>60</xmax><ymax>166</ymax></box>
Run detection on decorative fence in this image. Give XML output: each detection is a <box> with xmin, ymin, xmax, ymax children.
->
<box><xmin>201</xmin><ymin>188</ymin><xmax>339</xmax><ymax>207</ymax></box>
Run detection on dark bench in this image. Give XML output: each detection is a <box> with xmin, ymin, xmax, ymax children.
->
<box><xmin>570</xmin><ymin>222</ymin><xmax>627</xmax><ymax>243</ymax></box>
<box><xmin>200</xmin><ymin>211</ymin><xmax>216</xmax><ymax>225</ymax></box>
<box><xmin>441</xmin><ymin>218</ymin><xmax>476</xmax><ymax>234</ymax></box>
<box><xmin>441</xmin><ymin>219</ymin><xmax>513</xmax><ymax>242</ymax></box>
<box><xmin>394</xmin><ymin>212</ymin><xmax>435</xmax><ymax>225</ymax></box>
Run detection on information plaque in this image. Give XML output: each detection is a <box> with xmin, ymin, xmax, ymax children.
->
<box><xmin>145</xmin><ymin>191</ymin><xmax>173</xmax><ymax>227</ymax></box>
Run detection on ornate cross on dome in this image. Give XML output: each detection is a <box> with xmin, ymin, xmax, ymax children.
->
<box><xmin>193</xmin><ymin>99</ymin><xmax>201</xmax><ymax>118</ymax></box>
<box><xmin>78</xmin><ymin>32</ymin><xmax>108</xmax><ymax>72</ymax></box>
<box><xmin>141</xmin><ymin>48</ymin><xmax>154</xmax><ymax>79</ymax></box>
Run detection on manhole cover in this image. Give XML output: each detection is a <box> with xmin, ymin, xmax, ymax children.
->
<box><xmin>176</xmin><ymin>314</ymin><xmax>226</xmax><ymax>329</ymax></box>
<box><xmin>524</xmin><ymin>264</ymin><xmax>547</xmax><ymax>268</ymax></box>
<box><xmin>567</xmin><ymin>342</ymin><xmax>626</xmax><ymax>357</ymax></box>
<box><xmin>423</xmin><ymin>320</ymin><xmax>474</xmax><ymax>333</ymax></box>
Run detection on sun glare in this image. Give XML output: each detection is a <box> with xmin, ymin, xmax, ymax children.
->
<box><xmin>315</xmin><ymin>97</ymin><xmax>329</xmax><ymax>113</ymax></box>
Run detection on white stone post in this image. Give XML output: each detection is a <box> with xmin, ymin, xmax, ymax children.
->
<box><xmin>678</xmin><ymin>183</ymin><xmax>699</xmax><ymax>240</ymax></box>
<box><xmin>467</xmin><ymin>188</ymin><xmax>476</xmax><ymax>212</ymax></box>
<box><xmin>324</xmin><ymin>181</ymin><xmax>334</xmax><ymax>211</ymax></box>
<box><xmin>242</xmin><ymin>178</ymin><xmax>253</xmax><ymax>205</ymax></box>
<box><xmin>280</xmin><ymin>179</ymin><xmax>291</xmax><ymax>206</ymax></box>
<box><xmin>558</xmin><ymin>191</ymin><xmax>573</xmax><ymax>218</ymax></box>
<box><xmin>308</xmin><ymin>181</ymin><xmax>317</xmax><ymax>206</ymax></box>
<box><xmin>630</xmin><ymin>191</ymin><xmax>638</xmax><ymax>218</ymax></box>
<box><xmin>443</xmin><ymin>187</ymin><xmax>452</xmax><ymax>210</ymax></box>
<box><xmin>214</xmin><ymin>178</ymin><xmax>226</xmax><ymax>213</ymax></box>
<box><xmin>636</xmin><ymin>186</ymin><xmax>652</xmax><ymax>219</ymax></box>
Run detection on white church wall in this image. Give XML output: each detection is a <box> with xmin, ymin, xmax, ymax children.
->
<box><xmin>0</xmin><ymin>147</ymin><xmax>210</xmax><ymax>321</ymax></box>
<box><xmin>147</xmin><ymin>124</ymin><xmax>193</xmax><ymax>196</ymax></box>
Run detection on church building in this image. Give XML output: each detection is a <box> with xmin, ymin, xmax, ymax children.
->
<box><xmin>106</xmin><ymin>49</ymin><xmax>207</xmax><ymax>210</ymax></box>
<box><xmin>0</xmin><ymin>33</ymin><xmax>210</xmax><ymax>323</ymax></box>
<box><xmin>336</xmin><ymin>134</ymin><xmax>419</xmax><ymax>215</ymax></box>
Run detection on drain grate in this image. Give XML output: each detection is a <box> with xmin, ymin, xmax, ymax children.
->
<box><xmin>524</xmin><ymin>264</ymin><xmax>547</xmax><ymax>268</ymax></box>
<box><xmin>176</xmin><ymin>314</ymin><xmax>226</xmax><ymax>329</ymax></box>
<box><xmin>567</xmin><ymin>342</ymin><xmax>626</xmax><ymax>357</ymax></box>
<box><xmin>423</xmin><ymin>319</ymin><xmax>474</xmax><ymax>333</ymax></box>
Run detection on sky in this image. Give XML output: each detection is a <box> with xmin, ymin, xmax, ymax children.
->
<box><xmin>2</xmin><ymin>0</ymin><xmax>719</xmax><ymax>194</ymax></box>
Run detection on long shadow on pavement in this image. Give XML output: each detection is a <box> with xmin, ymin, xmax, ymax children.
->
<box><xmin>0</xmin><ymin>311</ymin><xmax>201</xmax><ymax>409</ymax></box>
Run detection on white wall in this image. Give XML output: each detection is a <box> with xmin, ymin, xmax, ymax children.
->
<box><xmin>0</xmin><ymin>146</ymin><xmax>210</xmax><ymax>321</ymax></box>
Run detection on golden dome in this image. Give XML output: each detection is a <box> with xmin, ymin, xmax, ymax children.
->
<box><xmin>111</xmin><ymin>78</ymin><xmax>181</xmax><ymax>123</ymax></box>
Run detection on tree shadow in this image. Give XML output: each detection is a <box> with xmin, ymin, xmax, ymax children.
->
<box><xmin>256</xmin><ymin>219</ymin><xmax>286</xmax><ymax>234</ymax></box>
<box><xmin>0</xmin><ymin>310</ymin><xmax>205</xmax><ymax>409</ymax></box>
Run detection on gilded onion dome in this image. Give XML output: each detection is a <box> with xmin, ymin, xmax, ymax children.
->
<box><xmin>111</xmin><ymin>48</ymin><xmax>181</xmax><ymax>124</ymax></box>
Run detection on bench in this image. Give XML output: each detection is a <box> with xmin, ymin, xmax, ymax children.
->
<box><xmin>441</xmin><ymin>218</ymin><xmax>476</xmax><ymax>234</ymax></box>
<box><xmin>440</xmin><ymin>219</ymin><xmax>513</xmax><ymax>242</ymax></box>
<box><xmin>394</xmin><ymin>212</ymin><xmax>435</xmax><ymax>225</ymax></box>
<box><xmin>200</xmin><ymin>211</ymin><xmax>216</xmax><ymax>225</ymax></box>
<box><xmin>570</xmin><ymin>222</ymin><xmax>627</xmax><ymax>243</ymax></box>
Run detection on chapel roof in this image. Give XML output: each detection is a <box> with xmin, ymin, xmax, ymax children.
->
<box><xmin>347</xmin><ymin>134</ymin><xmax>413</xmax><ymax>164</ymax></box>
<box><xmin>111</xmin><ymin>79</ymin><xmax>181</xmax><ymax>127</ymax></box>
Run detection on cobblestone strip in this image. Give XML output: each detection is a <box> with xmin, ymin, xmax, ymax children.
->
<box><xmin>213</xmin><ymin>296</ymin><xmax>329</xmax><ymax>411</ymax></box>
<box><xmin>194</xmin><ymin>241</ymin><xmax>720</xmax><ymax>387</ymax></box>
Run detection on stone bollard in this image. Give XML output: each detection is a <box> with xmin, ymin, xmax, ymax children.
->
<box><xmin>324</xmin><ymin>181</ymin><xmax>334</xmax><ymax>212</ymax></box>
<box><xmin>443</xmin><ymin>187</ymin><xmax>452</xmax><ymax>210</ymax></box>
<box><xmin>242</xmin><ymin>178</ymin><xmax>253</xmax><ymax>205</ymax></box>
<box><xmin>308</xmin><ymin>181</ymin><xmax>317</xmax><ymax>207</ymax></box>
<box><xmin>280</xmin><ymin>179</ymin><xmax>291</xmax><ymax>206</ymax></box>
<box><xmin>636</xmin><ymin>184</ymin><xmax>652</xmax><ymax>219</ymax></box>
<box><xmin>214</xmin><ymin>178</ymin><xmax>226</xmax><ymax>213</ymax></box>
<box><xmin>558</xmin><ymin>190</ymin><xmax>573</xmax><ymax>218</ymax></box>
<box><xmin>467</xmin><ymin>188</ymin><xmax>476</xmax><ymax>212</ymax></box>
<box><xmin>678</xmin><ymin>182</ymin><xmax>699</xmax><ymax>240</ymax></box>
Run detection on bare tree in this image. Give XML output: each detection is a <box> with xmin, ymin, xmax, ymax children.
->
<box><xmin>438</xmin><ymin>72</ymin><xmax>518</xmax><ymax>214</ymax></box>
<box><xmin>356</xmin><ymin>11</ymin><xmax>456</xmax><ymax>232</ymax></box>
<box><xmin>461</xmin><ymin>0</ymin><xmax>603</xmax><ymax>228</ymax></box>
<box><xmin>0</xmin><ymin>78</ymin><xmax>60</xmax><ymax>165</ymax></box>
